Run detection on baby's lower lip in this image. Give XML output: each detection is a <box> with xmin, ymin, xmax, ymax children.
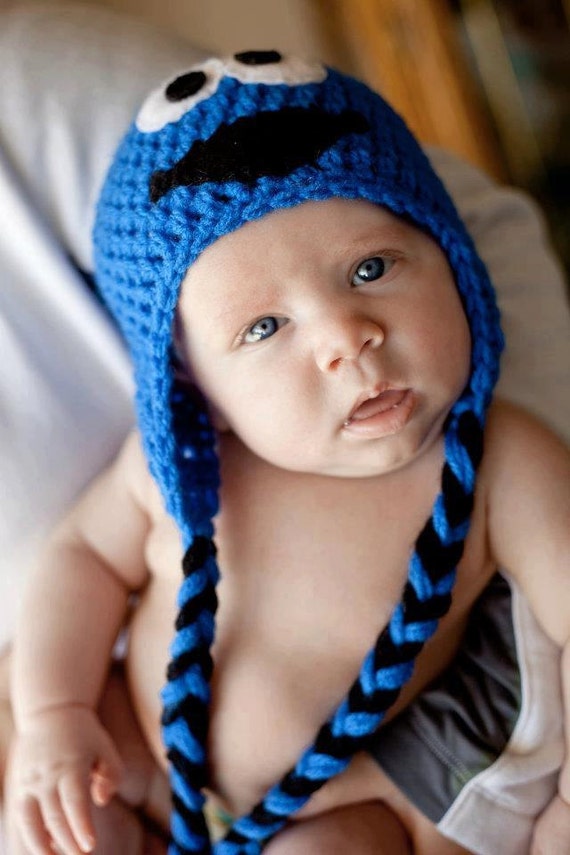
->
<box><xmin>342</xmin><ymin>389</ymin><xmax>415</xmax><ymax>438</ymax></box>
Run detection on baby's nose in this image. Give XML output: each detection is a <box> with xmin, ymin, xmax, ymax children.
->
<box><xmin>314</xmin><ymin>314</ymin><xmax>385</xmax><ymax>373</ymax></box>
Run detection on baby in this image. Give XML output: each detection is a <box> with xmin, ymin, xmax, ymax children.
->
<box><xmin>7</xmin><ymin>52</ymin><xmax>570</xmax><ymax>855</ymax></box>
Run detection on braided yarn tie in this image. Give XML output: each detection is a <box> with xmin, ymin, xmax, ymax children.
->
<box><xmin>163</xmin><ymin>380</ymin><xmax>221</xmax><ymax>854</ymax></box>
<box><xmin>162</xmin><ymin>537</ymin><xmax>218</xmax><ymax>853</ymax></box>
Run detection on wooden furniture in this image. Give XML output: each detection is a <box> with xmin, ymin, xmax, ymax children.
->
<box><xmin>314</xmin><ymin>0</ymin><xmax>506</xmax><ymax>179</ymax></box>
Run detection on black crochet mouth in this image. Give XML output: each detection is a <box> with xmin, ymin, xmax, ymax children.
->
<box><xmin>149</xmin><ymin>105</ymin><xmax>369</xmax><ymax>203</ymax></box>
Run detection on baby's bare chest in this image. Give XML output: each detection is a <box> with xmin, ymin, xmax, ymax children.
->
<box><xmin>127</xmin><ymin>444</ymin><xmax>492</xmax><ymax>814</ymax></box>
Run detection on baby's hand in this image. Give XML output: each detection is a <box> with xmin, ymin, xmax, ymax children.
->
<box><xmin>531</xmin><ymin>793</ymin><xmax>570</xmax><ymax>855</ymax></box>
<box><xmin>11</xmin><ymin>704</ymin><xmax>124</xmax><ymax>855</ymax></box>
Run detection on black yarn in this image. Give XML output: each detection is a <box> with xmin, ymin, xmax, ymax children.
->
<box><xmin>149</xmin><ymin>107</ymin><xmax>370</xmax><ymax>201</ymax></box>
<box><xmin>183</xmin><ymin>536</ymin><xmax>217</xmax><ymax>573</ymax></box>
<box><xmin>442</xmin><ymin>464</ymin><xmax>474</xmax><ymax>528</ymax></box>
<box><xmin>234</xmin><ymin>50</ymin><xmax>282</xmax><ymax>65</ymax></box>
<box><xmin>175</xmin><ymin>586</ymin><xmax>218</xmax><ymax>630</ymax></box>
<box><xmin>457</xmin><ymin>410</ymin><xmax>485</xmax><ymax>469</ymax></box>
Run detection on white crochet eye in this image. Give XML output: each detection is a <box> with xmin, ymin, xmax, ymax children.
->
<box><xmin>136</xmin><ymin>58</ymin><xmax>225</xmax><ymax>133</ymax></box>
<box><xmin>223</xmin><ymin>50</ymin><xmax>327</xmax><ymax>86</ymax></box>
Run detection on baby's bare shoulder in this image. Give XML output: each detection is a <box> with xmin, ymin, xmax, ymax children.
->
<box><xmin>481</xmin><ymin>397</ymin><xmax>569</xmax><ymax>499</ymax></box>
<box><xmin>482</xmin><ymin>398</ymin><xmax>570</xmax><ymax>643</ymax></box>
<box><xmin>115</xmin><ymin>430</ymin><xmax>156</xmax><ymax>510</ymax></box>
<box><xmin>485</xmin><ymin>397</ymin><xmax>568</xmax><ymax>452</ymax></box>
<box><xmin>56</xmin><ymin>430</ymin><xmax>161</xmax><ymax>590</ymax></box>
<box><xmin>103</xmin><ymin>430</ymin><xmax>165</xmax><ymax>518</ymax></box>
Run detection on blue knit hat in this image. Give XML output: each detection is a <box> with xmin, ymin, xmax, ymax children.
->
<box><xmin>94</xmin><ymin>51</ymin><xmax>503</xmax><ymax>855</ymax></box>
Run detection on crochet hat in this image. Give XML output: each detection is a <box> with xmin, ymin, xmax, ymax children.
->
<box><xmin>94</xmin><ymin>51</ymin><xmax>503</xmax><ymax>855</ymax></box>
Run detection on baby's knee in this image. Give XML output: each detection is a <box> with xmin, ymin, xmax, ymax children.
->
<box><xmin>263</xmin><ymin>800</ymin><xmax>411</xmax><ymax>855</ymax></box>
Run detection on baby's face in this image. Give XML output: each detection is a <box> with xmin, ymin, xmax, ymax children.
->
<box><xmin>177</xmin><ymin>198</ymin><xmax>471</xmax><ymax>478</ymax></box>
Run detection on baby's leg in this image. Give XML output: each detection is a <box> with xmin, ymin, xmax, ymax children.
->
<box><xmin>91</xmin><ymin>801</ymin><xmax>167</xmax><ymax>855</ymax></box>
<box><xmin>91</xmin><ymin>664</ymin><xmax>170</xmax><ymax>853</ymax></box>
<box><xmin>263</xmin><ymin>800</ymin><xmax>411</xmax><ymax>855</ymax></box>
<box><xmin>4</xmin><ymin>796</ymin><xmax>166</xmax><ymax>855</ymax></box>
<box><xmin>97</xmin><ymin>665</ymin><xmax>170</xmax><ymax>832</ymax></box>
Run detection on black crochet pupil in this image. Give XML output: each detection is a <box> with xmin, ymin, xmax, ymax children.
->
<box><xmin>166</xmin><ymin>71</ymin><xmax>207</xmax><ymax>102</ymax></box>
<box><xmin>234</xmin><ymin>50</ymin><xmax>282</xmax><ymax>66</ymax></box>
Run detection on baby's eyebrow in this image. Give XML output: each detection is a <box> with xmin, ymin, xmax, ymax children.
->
<box><xmin>211</xmin><ymin>299</ymin><xmax>271</xmax><ymax>329</ymax></box>
<box><xmin>347</xmin><ymin>225</ymin><xmax>411</xmax><ymax>249</ymax></box>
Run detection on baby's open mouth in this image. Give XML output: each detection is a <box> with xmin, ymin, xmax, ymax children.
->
<box><xmin>343</xmin><ymin>388</ymin><xmax>415</xmax><ymax>438</ymax></box>
<box><xmin>347</xmin><ymin>389</ymin><xmax>409</xmax><ymax>423</ymax></box>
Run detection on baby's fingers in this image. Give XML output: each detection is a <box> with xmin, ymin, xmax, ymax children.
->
<box><xmin>90</xmin><ymin>737</ymin><xmax>124</xmax><ymax>808</ymax></box>
<box><xmin>59</xmin><ymin>769</ymin><xmax>97</xmax><ymax>852</ymax></box>
<box><xmin>18</xmin><ymin>795</ymin><xmax>53</xmax><ymax>855</ymax></box>
<box><xmin>28</xmin><ymin>790</ymin><xmax>85</xmax><ymax>855</ymax></box>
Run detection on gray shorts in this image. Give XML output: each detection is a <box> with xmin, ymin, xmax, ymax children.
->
<box><xmin>368</xmin><ymin>573</ymin><xmax>564</xmax><ymax>855</ymax></box>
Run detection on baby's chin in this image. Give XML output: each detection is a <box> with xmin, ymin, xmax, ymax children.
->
<box><xmin>219</xmin><ymin>405</ymin><xmax>449</xmax><ymax>479</ymax></box>
<box><xmin>247</xmin><ymin>441</ymin><xmax>439</xmax><ymax>481</ymax></box>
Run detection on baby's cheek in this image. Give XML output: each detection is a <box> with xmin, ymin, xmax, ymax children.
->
<box><xmin>416</xmin><ymin>306</ymin><xmax>470</xmax><ymax>393</ymax></box>
<box><xmin>451</xmin><ymin>311</ymin><xmax>472</xmax><ymax>369</ymax></box>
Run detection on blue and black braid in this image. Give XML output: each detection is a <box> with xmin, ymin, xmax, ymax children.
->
<box><xmin>162</xmin><ymin>378</ymin><xmax>220</xmax><ymax>854</ymax></box>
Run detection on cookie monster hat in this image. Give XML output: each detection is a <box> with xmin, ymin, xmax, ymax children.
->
<box><xmin>94</xmin><ymin>51</ymin><xmax>503</xmax><ymax>855</ymax></box>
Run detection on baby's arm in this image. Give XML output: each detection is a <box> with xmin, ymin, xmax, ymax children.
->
<box><xmin>10</xmin><ymin>432</ymin><xmax>151</xmax><ymax>855</ymax></box>
<box><xmin>484</xmin><ymin>401</ymin><xmax>570</xmax><ymax>853</ymax></box>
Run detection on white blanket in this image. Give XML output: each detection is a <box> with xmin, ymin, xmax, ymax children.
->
<box><xmin>0</xmin><ymin>2</ymin><xmax>207</xmax><ymax>650</ymax></box>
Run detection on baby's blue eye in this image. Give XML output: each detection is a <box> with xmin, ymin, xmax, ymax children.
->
<box><xmin>352</xmin><ymin>256</ymin><xmax>393</xmax><ymax>286</ymax></box>
<box><xmin>244</xmin><ymin>317</ymin><xmax>281</xmax><ymax>343</ymax></box>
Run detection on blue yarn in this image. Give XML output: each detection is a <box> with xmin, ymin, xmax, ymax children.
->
<box><xmin>263</xmin><ymin>790</ymin><xmax>310</xmax><ymax>814</ymax></box>
<box><xmin>171</xmin><ymin>812</ymin><xmax>208</xmax><ymax>850</ymax></box>
<box><xmin>215</xmin><ymin>843</ymin><xmax>259</xmax><ymax>855</ymax></box>
<box><xmin>389</xmin><ymin>605</ymin><xmax>439</xmax><ymax>645</ymax></box>
<box><xmin>94</xmin><ymin>53</ymin><xmax>504</xmax><ymax>853</ymax></box>
<box><xmin>408</xmin><ymin>557</ymin><xmax>456</xmax><ymax>601</ymax></box>
<box><xmin>162</xmin><ymin>719</ymin><xmax>207</xmax><ymax>759</ymax></box>
<box><xmin>332</xmin><ymin>707</ymin><xmax>383</xmax><ymax>738</ymax></box>
<box><xmin>215</xmin><ymin>842</ymin><xmax>259</xmax><ymax>855</ymax></box>
<box><xmin>170</xmin><ymin>767</ymin><xmax>207</xmax><ymax>811</ymax></box>
<box><xmin>176</xmin><ymin>567</ymin><xmax>216</xmax><ymax>607</ymax></box>
<box><xmin>230</xmin><ymin>816</ymin><xmax>284</xmax><ymax>840</ymax></box>
<box><xmin>162</xmin><ymin>673</ymin><xmax>210</xmax><ymax>713</ymax></box>
<box><xmin>168</xmin><ymin>627</ymin><xmax>206</xmax><ymax>659</ymax></box>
